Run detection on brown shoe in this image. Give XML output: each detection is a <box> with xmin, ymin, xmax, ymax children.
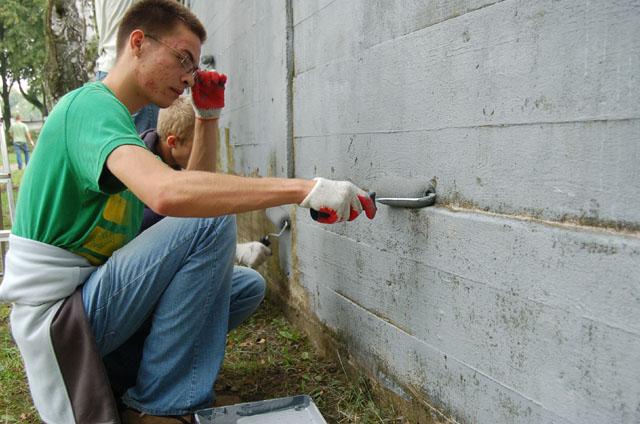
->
<box><xmin>121</xmin><ymin>408</ymin><xmax>195</xmax><ymax>424</ymax></box>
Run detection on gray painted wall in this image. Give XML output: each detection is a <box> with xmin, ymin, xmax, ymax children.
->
<box><xmin>191</xmin><ymin>1</ymin><xmax>640</xmax><ymax>423</ymax></box>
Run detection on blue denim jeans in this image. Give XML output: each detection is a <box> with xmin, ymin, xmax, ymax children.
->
<box><xmin>95</xmin><ymin>70</ymin><xmax>159</xmax><ymax>134</ymax></box>
<box><xmin>14</xmin><ymin>142</ymin><xmax>29</xmax><ymax>169</ymax></box>
<box><xmin>82</xmin><ymin>215</ymin><xmax>266</xmax><ymax>414</ymax></box>
<box><xmin>132</xmin><ymin>103</ymin><xmax>160</xmax><ymax>134</ymax></box>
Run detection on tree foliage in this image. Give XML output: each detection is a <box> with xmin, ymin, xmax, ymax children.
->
<box><xmin>0</xmin><ymin>0</ymin><xmax>47</xmax><ymax>136</ymax></box>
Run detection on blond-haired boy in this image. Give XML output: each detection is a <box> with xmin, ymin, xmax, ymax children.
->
<box><xmin>140</xmin><ymin>95</ymin><xmax>271</xmax><ymax>268</ymax></box>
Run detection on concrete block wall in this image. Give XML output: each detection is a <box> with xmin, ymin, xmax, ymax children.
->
<box><xmin>191</xmin><ymin>1</ymin><xmax>640</xmax><ymax>423</ymax></box>
<box><xmin>191</xmin><ymin>0</ymin><xmax>291</xmax><ymax>178</ymax></box>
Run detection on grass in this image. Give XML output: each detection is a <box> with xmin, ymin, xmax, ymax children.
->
<box><xmin>0</xmin><ymin>149</ymin><xmax>402</xmax><ymax>423</ymax></box>
<box><xmin>0</xmin><ymin>305</ymin><xmax>38</xmax><ymax>423</ymax></box>
<box><xmin>0</xmin><ymin>300</ymin><xmax>401</xmax><ymax>424</ymax></box>
<box><xmin>217</xmin><ymin>299</ymin><xmax>402</xmax><ymax>423</ymax></box>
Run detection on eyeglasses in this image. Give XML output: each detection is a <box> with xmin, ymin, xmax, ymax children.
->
<box><xmin>146</xmin><ymin>33</ymin><xmax>199</xmax><ymax>80</ymax></box>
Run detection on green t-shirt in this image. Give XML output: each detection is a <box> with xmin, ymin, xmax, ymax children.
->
<box><xmin>9</xmin><ymin>121</ymin><xmax>29</xmax><ymax>143</ymax></box>
<box><xmin>12</xmin><ymin>82</ymin><xmax>145</xmax><ymax>265</ymax></box>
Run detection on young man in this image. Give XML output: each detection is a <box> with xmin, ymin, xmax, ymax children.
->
<box><xmin>0</xmin><ymin>1</ymin><xmax>375</xmax><ymax>423</ymax></box>
<box><xmin>103</xmin><ymin>96</ymin><xmax>271</xmax><ymax>414</ymax></box>
<box><xmin>8</xmin><ymin>114</ymin><xmax>34</xmax><ymax>169</ymax></box>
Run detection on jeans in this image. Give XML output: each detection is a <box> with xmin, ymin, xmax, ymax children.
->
<box><xmin>14</xmin><ymin>142</ymin><xmax>29</xmax><ymax>169</ymax></box>
<box><xmin>95</xmin><ymin>70</ymin><xmax>159</xmax><ymax>134</ymax></box>
<box><xmin>132</xmin><ymin>103</ymin><xmax>160</xmax><ymax>134</ymax></box>
<box><xmin>82</xmin><ymin>215</ymin><xmax>266</xmax><ymax>415</ymax></box>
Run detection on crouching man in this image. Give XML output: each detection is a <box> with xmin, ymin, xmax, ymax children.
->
<box><xmin>0</xmin><ymin>1</ymin><xmax>376</xmax><ymax>422</ymax></box>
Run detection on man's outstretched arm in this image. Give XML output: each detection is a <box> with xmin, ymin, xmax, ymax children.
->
<box><xmin>106</xmin><ymin>145</ymin><xmax>375</xmax><ymax>223</ymax></box>
<box><xmin>107</xmin><ymin>145</ymin><xmax>312</xmax><ymax>217</ymax></box>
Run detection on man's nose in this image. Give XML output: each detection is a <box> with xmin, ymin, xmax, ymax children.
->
<box><xmin>183</xmin><ymin>72</ymin><xmax>196</xmax><ymax>88</ymax></box>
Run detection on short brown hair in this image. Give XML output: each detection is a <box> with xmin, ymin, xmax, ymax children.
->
<box><xmin>157</xmin><ymin>96</ymin><xmax>195</xmax><ymax>144</ymax></box>
<box><xmin>116</xmin><ymin>0</ymin><xmax>206</xmax><ymax>57</ymax></box>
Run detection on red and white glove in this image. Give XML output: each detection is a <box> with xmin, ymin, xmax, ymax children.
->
<box><xmin>299</xmin><ymin>177</ymin><xmax>377</xmax><ymax>224</ymax></box>
<box><xmin>191</xmin><ymin>69</ymin><xmax>227</xmax><ymax>119</ymax></box>
<box><xmin>235</xmin><ymin>242</ymin><xmax>271</xmax><ymax>268</ymax></box>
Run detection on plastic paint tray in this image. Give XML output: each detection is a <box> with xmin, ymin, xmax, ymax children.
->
<box><xmin>195</xmin><ymin>395</ymin><xmax>327</xmax><ymax>424</ymax></box>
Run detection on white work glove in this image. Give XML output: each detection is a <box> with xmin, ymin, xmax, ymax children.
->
<box><xmin>299</xmin><ymin>177</ymin><xmax>377</xmax><ymax>224</ymax></box>
<box><xmin>235</xmin><ymin>242</ymin><xmax>271</xmax><ymax>268</ymax></box>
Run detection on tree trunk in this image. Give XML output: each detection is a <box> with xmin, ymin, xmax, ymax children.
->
<box><xmin>0</xmin><ymin>51</ymin><xmax>13</xmax><ymax>142</ymax></box>
<box><xmin>45</xmin><ymin>0</ymin><xmax>93</xmax><ymax>102</ymax></box>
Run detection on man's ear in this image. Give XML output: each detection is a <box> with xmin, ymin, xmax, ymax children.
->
<box><xmin>130</xmin><ymin>30</ymin><xmax>145</xmax><ymax>56</ymax></box>
<box><xmin>166</xmin><ymin>134</ymin><xmax>178</xmax><ymax>148</ymax></box>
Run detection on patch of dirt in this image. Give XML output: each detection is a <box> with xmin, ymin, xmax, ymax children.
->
<box><xmin>214</xmin><ymin>299</ymin><xmax>402</xmax><ymax>423</ymax></box>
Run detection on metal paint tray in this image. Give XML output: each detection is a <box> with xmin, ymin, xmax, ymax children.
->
<box><xmin>195</xmin><ymin>395</ymin><xmax>327</xmax><ymax>424</ymax></box>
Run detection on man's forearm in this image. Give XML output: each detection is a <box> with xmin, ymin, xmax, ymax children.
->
<box><xmin>109</xmin><ymin>144</ymin><xmax>313</xmax><ymax>218</ymax></box>
<box><xmin>187</xmin><ymin>118</ymin><xmax>218</xmax><ymax>172</ymax></box>
<box><xmin>108</xmin><ymin>145</ymin><xmax>373</xmax><ymax>224</ymax></box>
<box><xmin>152</xmin><ymin>171</ymin><xmax>315</xmax><ymax>217</ymax></box>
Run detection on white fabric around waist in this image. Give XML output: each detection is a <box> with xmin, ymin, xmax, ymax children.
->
<box><xmin>0</xmin><ymin>234</ymin><xmax>96</xmax><ymax>305</ymax></box>
<box><xmin>0</xmin><ymin>235</ymin><xmax>99</xmax><ymax>423</ymax></box>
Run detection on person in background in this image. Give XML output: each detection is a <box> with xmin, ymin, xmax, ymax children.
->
<box><xmin>8</xmin><ymin>114</ymin><xmax>34</xmax><ymax>170</ymax></box>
